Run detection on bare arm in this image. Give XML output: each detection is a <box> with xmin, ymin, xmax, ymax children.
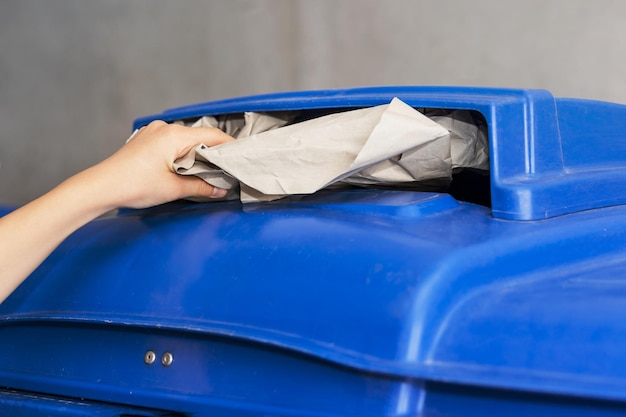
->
<box><xmin>0</xmin><ymin>121</ymin><xmax>233</xmax><ymax>303</ymax></box>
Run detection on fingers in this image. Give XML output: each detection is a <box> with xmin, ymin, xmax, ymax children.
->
<box><xmin>143</xmin><ymin>120</ymin><xmax>233</xmax><ymax>145</ymax></box>
<box><xmin>136</xmin><ymin>120</ymin><xmax>234</xmax><ymax>159</ymax></box>
<box><xmin>181</xmin><ymin>125</ymin><xmax>234</xmax><ymax>147</ymax></box>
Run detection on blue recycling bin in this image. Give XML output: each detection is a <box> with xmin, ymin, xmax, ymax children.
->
<box><xmin>3</xmin><ymin>86</ymin><xmax>626</xmax><ymax>416</ymax></box>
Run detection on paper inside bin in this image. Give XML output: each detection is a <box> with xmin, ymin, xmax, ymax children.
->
<box><xmin>173</xmin><ymin>98</ymin><xmax>488</xmax><ymax>203</ymax></box>
<box><xmin>176</xmin><ymin>110</ymin><xmax>296</xmax><ymax>139</ymax></box>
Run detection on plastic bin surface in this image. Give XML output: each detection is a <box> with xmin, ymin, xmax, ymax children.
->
<box><xmin>3</xmin><ymin>86</ymin><xmax>626</xmax><ymax>416</ymax></box>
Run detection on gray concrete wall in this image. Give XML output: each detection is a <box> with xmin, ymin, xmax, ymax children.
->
<box><xmin>2</xmin><ymin>0</ymin><xmax>626</xmax><ymax>204</ymax></box>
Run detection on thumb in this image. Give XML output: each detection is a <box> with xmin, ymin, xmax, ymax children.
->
<box><xmin>180</xmin><ymin>176</ymin><xmax>228</xmax><ymax>199</ymax></box>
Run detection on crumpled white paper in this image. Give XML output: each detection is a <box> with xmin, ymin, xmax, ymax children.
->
<box><xmin>173</xmin><ymin>98</ymin><xmax>488</xmax><ymax>203</ymax></box>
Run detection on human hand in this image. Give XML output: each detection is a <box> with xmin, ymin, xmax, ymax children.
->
<box><xmin>86</xmin><ymin>120</ymin><xmax>234</xmax><ymax>210</ymax></box>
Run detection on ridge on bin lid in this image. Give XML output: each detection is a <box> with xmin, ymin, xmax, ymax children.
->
<box><xmin>135</xmin><ymin>86</ymin><xmax>626</xmax><ymax>220</ymax></box>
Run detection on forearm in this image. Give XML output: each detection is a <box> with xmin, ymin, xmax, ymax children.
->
<box><xmin>0</xmin><ymin>166</ymin><xmax>118</xmax><ymax>303</ymax></box>
<box><xmin>0</xmin><ymin>122</ymin><xmax>232</xmax><ymax>304</ymax></box>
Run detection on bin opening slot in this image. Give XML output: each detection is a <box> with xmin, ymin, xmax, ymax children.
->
<box><xmin>175</xmin><ymin>105</ymin><xmax>491</xmax><ymax>207</ymax></box>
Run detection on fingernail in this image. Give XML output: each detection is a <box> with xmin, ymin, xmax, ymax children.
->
<box><xmin>211</xmin><ymin>187</ymin><xmax>228</xmax><ymax>198</ymax></box>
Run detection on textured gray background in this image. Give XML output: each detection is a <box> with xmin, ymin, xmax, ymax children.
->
<box><xmin>2</xmin><ymin>0</ymin><xmax>626</xmax><ymax>205</ymax></box>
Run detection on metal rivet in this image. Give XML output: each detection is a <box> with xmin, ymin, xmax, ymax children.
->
<box><xmin>161</xmin><ymin>352</ymin><xmax>174</xmax><ymax>367</ymax></box>
<box><xmin>144</xmin><ymin>350</ymin><xmax>156</xmax><ymax>365</ymax></box>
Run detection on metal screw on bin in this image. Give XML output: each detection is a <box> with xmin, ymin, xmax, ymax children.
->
<box><xmin>161</xmin><ymin>352</ymin><xmax>174</xmax><ymax>367</ymax></box>
<box><xmin>144</xmin><ymin>350</ymin><xmax>156</xmax><ymax>365</ymax></box>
